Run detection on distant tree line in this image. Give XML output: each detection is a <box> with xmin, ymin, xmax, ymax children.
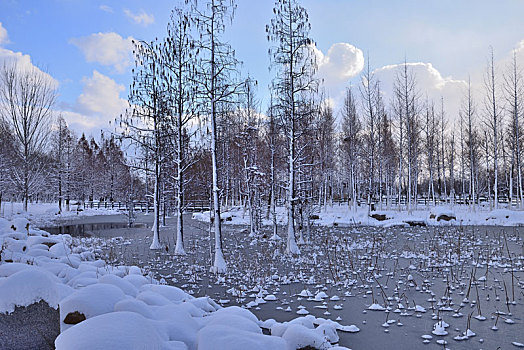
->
<box><xmin>0</xmin><ymin>66</ymin><xmax>141</xmax><ymax>213</ymax></box>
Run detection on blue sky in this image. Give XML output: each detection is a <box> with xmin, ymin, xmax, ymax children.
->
<box><xmin>1</xmin><ymin>0</ymin><xmax>523</xmax><ymax>137</ymax></box>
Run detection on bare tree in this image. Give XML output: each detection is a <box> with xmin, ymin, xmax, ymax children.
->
<box><xmin>460</xmin><ymin>77</ymin><xmax>478</xmax><ymax>211</ymax></box>
<box><xmin>267</xmin><ymin>0</ymin><xmax>318</xmax><ymax>255</ymax></box>
<box><xmin>161</xmin><ymin>6</ymin><xmax>199</xmax><ymax>255</ymax></box>
<box><xmin>503</xmin><ymin>51</ymin><xmax>523</xmax><ymax>208</ymax></box>
<box><xmin>193</xmin><ymin>0</ymin><xmax>241</xmax><ymax>272</ymax></box>
<box><xmin>266</xmin><ymin>97</ymin><xmax>283</xmax><ymax>240</ymax></box>
<box><xmin>121</xmin><ymin>39</ymin><xmax>167</xmax><ymax>250</ymax></box>
<box><xmin>316</xmin><ymin>97</ymin><xmax>335</xmax><ymax>210</ymax></box>
<box><xmin>341</xmin><ymin>86</ymin><xmax>361</xmax><ymax>213</ymax></box>
<box><xmin>438</xmin><ymin>98</ymin><xmax>447</xmax><ymax>201</ymax></box>
<box><xmin>448</xmin><ymin>127</ymin><xmax>456</xmax><ymax>205</ymax></box>
<box><xmin>360</xmin><ymin>57</ymin><xmax>378</xmax><ymax>214</ymax></box>
<box><xmin>484</xmin><ymin>47</ymin><xmax>502</xmax><ymax>209</ymax></box>
<box><xmin>237</xmin><ymin>77</ymin><xmax>263</xmax><ymax>236</ymax></box>
<box><xmin>51</xmin><ymin>115</ymin><xmax>74</xmax><ymax>214</ymax></box>
<box><xmin>0</xmin><ymin>62</ymin><xmax>57</xmax><ymax>211</ymax></box>
<box><xmin>393</xmin><ymin>61</ymin><xmax>419</xmax><ymax>213</ymax></box>
<box><xmin>424</xmin><ymin>99</ymin><xmax>437</xmax><ymax>206</ymax></box>
<box><xmin>378</xmin><ymin>110</ymin><xmax>396</xmax><ymax>210</ymax></box>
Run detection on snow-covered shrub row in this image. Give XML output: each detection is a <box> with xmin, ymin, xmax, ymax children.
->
<box><xmin>0</xmin><ymin>217</ymin><xmax>349</xmax><ymax>349</ymax></box>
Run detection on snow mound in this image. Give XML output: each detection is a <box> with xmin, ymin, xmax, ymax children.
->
<box><xmin>0</xmin><ymin>268</ymin><xmax>62</xmax><ymax>313</ymax></box>
<box><xmin>59</xmin><ymin>283</ymin><xmax>126</xmax><ymax>331</ymax></box>
<box><xmin>55</xmin><ymin>311</ymin><xmax>170</xmax><ymax>350</ymax></box>
<box><xmin>281</xmin><ymin>323</ymin><xmax>331</xmax><ymax>350</ymax></box>
<box><xmin>197</xmin><ymin>325</ymin><xmax>287</xmax><ymax>350</ymax></box>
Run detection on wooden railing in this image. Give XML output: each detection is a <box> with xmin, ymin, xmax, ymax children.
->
<box><xmin>82</xmin><ymin>200</ymin><xmax>210</xmax><ymax>212</ymax></box>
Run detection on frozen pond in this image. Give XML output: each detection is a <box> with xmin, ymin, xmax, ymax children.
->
<box><xmin>48</xmin><ymin>213</ymin><xmax>524</xmax><ymax>349</ymax></box>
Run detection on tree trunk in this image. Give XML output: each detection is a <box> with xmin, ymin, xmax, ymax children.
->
<box><xmin>150</xmin><ymin>169</ymin><xmax>162</xmax><ymax>249</ymax></box>
<box><xmin>210</xmin><ymin>8</ymin><xmax>226</xmax><ymax>272</ymax></box>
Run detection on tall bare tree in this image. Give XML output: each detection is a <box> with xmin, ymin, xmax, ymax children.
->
<box><xmin>51</xmin><ymin>115</ymin><xmax>74</xmax><ymax>214</ymax></box>
<box><xmin>424</xmin><ymin>99</ymin><xmax>437</xmax><ymax>206</ymax></box>
<box><xmin>121</xmin><ymin>39</ymin><xmax>167</xmax><ymax>250</ymax></box>
<box><xmin>0</xmin><ymin>62</ymin><xmax>57</xmax><ymax>211</ymax></box>
<box><xmin>161</xmin><ymin>6</ymin><xmax>199</xmax><ymax>255</ymax></box>
<box><xmin>460</xmin><ymin>78</ymin><xmax>478</xmax><ymax>211</ymax></box>
<box><xmin>360</xmin><ymin>58</ymin><xmax>378</xmax><ymax>214</ymax></box>
<box><xmin>193</xmin><ymin>0</ymin><xmax>241</xmax><ymax>272</ymax></box>
<box><xmin>266</xmin><ymin>96</ymin><xmax>283</xmax><ymax>240</ymax></box>
<box><xmin>503</xmin><ymin>51</ymin><xmax>523</xmax><ymax>208</ymax></box>
<box><xmin>267</xmin><ymin>0</ymin><xmax>318</xmax><ymax>255</ymax></box>
<box><xmin>341</xmin><ymin>86</ymin><xmax>361</xmax><ymax>213</ymax></box>
<box><xmin>238</xmin><ymin>77</ymin><xmax>263</xmax><ymax>236</ymax></box>
<box><xmin>484</xmin><ymin>47</ymin><xmax>502</xmax><ymax>209</ymax></box>
<box><xmin>316</xmin><ymin>97</ymin><xmax>335</xmax><ymax>210</ymax></box>
<box><xmin>393</xmin><ymin>61</ymin><xmax>419</xmax><ymax>213</ymax></box>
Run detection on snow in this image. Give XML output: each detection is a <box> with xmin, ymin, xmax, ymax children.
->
<box><xmin>281</xmin><ymin>323</ymin><xmax>332</xmax><ymax>350</ymax></box>
<box><xmin>60</xmin><ymin>283</ymin><xmax>127</xmax><ymax>331</ymax></box>
<box><xmin>197</xmin><ymin>325</ymin><xmax>287</xmax><ymax>350</ymax></box>
<box><xmin>98</xmin><ymin>274</ymin><xmax>139</xmax><ymax>297</ymax></box>
<box><xmin>55</xmin><ymin>311</ymin><xmax>172</xmax><ymax>350</ymax></box>
<box><xmin>0</xmin><ymin>201</ymin><xmax>121</xmax><ymax>228</ymax></box>
<box><xmin>368</xmin><ymin>303</ymin><xmax>386</xmax><ymax>311</ymax></box>
<box><xmin>298</xmin><ymin>289</ymin><xmax>313</xmax><ymax>297</ymax></box>
<box><xmin>431</xmin><ymin>322</ymin><xmax>448</xmax><ymax>336</ymax></box>
<box><xmin>211</xmin><ymin>248</ymin><xmax>227</xmax><ymax>273</ymax></box>
<box><xmin>193</xmin><ymin>203</ymin><xmax>524</xmax><ymax>227</ymax></box>
<box><xmin>265</xmin><ymin>294</ymin><xmax>277</xmax><ymax>301</ymax></box>
<box><xmin>0</xmin><ymin>267</ymin><xmax>64</xmax><ymax>313</ymax></box>
<box><xmin>0</xmin><ymin>217</ymin><xmax>350</xmax><ymax>349</ymax></box>
<box><xmin>5</xmin><ymin>203</ymin><xmax>523</xmax><ymax>348</ymax></box>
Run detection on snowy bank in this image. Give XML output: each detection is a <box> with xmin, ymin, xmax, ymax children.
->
<box><xmin>0</xmin><ymin>216</ymin><xmax>350</xmax><ymax>349</ymax></box>
<box><xmin>0</xmin><ymin>201</ymin><xmax>121</xmax><ymax>228</ymax></box>
<box><xmin>193</xmin><ymin>204</ymin><xmax>524</xmax><ymax>228</ymax></box>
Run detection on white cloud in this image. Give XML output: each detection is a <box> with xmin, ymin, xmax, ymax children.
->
<box><xmin>316</xmin><ymin>43</ymin><xmax>365</xmax><ymax>85</ymax></box>
<box><xmin>70</xmin><ymin>32</ymin><xmax>133</xmax><ymax>73</ymax></box>
<box><xmin>76</xmin><ymin>70</ymin><xmax>128</xmax><ymax>119</ymax></box>
<box><xmin>57</xmin><ymin>71</ymin><xmax>129</xmax><ymax>135</ymax></box>
<box><xmin>368</xmin><ymin>39</ymin><xmax>524</xmax><ymax>123</ymax></box>
<box><xmin>99</xmin><ymin>5</ymin><xmax>113</xmax><ymax>13</ymax></box>
<box><xmin>0</xmin><ymin>24</ymin><xmax>127</xmax><ymax>135</ymax></box>
<box><xmin>0</xmin><ymin>22</ymin><xmax>8</xmax><ymax>45</ymax></box>
<box><xmin>0</xmin><ymin>24</ymin><xmax>58</xmax><ymax>89</ymax></box>
<box><xmin>309</xmin><ymin>42</ymin><xmax>364</xmax><ymax>110</ymax></box>
<box><xmin>59</xmin><ymin>70</ymin><xmax>128</xmax><ymax>135</ymax></box>
<box><xmin>495</xmin><ymin>39</ymin><xmax>524</xmax><ymax>73</ymax></box>
<box><xmin>308</xmin><ymin>39</ymin><xmax>523</xmax><ymax>121</ymax></box>
<box><xmin>373</xmin><ymin>62</ymin><xmax>467</xmax><ymax>122</ymax></box>
<box><xmin>374</xmin><ymin>62</ymin><xmax>466</xmax><ymax>93</ymax></box>
<box><xmin>60</xmin><ymin>110</ymin><xmax>98</xmax><ymax>131</ymax></box>
<box><xmin>124</xmin><ymin>9</ymin><xmax>155</xmax><ymax>26</ymax></box>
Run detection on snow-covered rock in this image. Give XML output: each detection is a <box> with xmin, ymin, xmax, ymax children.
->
<box><xmin>0</xmin><ymin>268</ymin><xmax>63</xmax><ymax>314</ymax></box>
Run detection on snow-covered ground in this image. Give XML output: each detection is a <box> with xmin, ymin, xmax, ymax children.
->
<box><xmin>193</xmin><ymin>204</ymin><xmax>524</xmax><ymax>227</ymax></box>
<box><xmin>0</xmin><ymin>201</ymin><xmax>121</xmax><ymax>228</ymax></box>
<box><xmin>0</xmin><ymin>215</ymin><xmax>354</xmax><ymax>349</ymax></box>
